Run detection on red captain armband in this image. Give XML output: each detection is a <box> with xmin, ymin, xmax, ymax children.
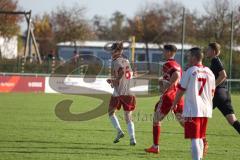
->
<box><xmin>177</xmin><ymin>83</ymin><xmax>186</xmax><ymax>91</ymax></box>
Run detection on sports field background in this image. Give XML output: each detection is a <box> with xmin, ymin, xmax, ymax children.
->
<box><xmin>0</xmin><ymin>93</ymin><xmax>239</xmax><ymax>160</ymax></box>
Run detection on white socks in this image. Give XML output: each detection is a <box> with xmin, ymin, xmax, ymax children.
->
<box><xmin>191</xmin><ymin>139</ymin><xmax>203</xmax><ymax>160</ymax></box>
<box><xmin>110</xmin><ymin>115</ymin><xmax>135</xmax><ymax>140</ymax></box>
<box><xmin>127</xmin><ymin>121</ymin><xmax>135</xmax><ymax>140</ymax></box>
<box><xmin>110</xmin><ymin>115</ymin><xmax>122</xmax><ymax>133</ymax></box>
<box><xmin>199</xmin><ymin>139</ymin><xmax>204</xmax><ymax>159</ymax></box>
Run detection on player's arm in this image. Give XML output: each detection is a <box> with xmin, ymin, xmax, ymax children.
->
<box><xmin>171</xmin><ymin>69</ymin><xmax>190</xmax><ymax>110</ymax></box>
<box><xmin>216</xmin><ymin>70</ymin><xmax>227</xmax><ymax>86</ymax></box>
<box><xmin>213</xmin><ymin>58</ymin><xmax>227</xmax><ymax>87</ymax></box>
<box><xmin>171</xmin><ymin>89</ymin><xmax>185</xmax><ymax>110</ymax></box>
<box><xmin>113</xmin><ymin>67</ymin><xmax>124</xmax><ymax>85</ymax></box>
<box><xmin>107</xmin><ymin>67</ymin><xmax>124</xmax><ymax>86</ymax></box>
<box><xmin>160</xmin><ymin>71</ymin><xmax>180</xmax><ymax>93</ymax></box>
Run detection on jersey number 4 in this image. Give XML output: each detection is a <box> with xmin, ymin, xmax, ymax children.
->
<box><xmin>198</xmin><ymin>78</ymin><xmax>207</xmax><ymax>96</ymax></box>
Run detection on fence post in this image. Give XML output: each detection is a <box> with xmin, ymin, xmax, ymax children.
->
<box><xmin>228</xmin><ymin>11</ymin><xmax>234</xmax><ymax>93</ymax></box>
<box><xmin>80</xmin><ymin>58</ymin><xmax>84</xmax><ymax>75</ymax></box>
<box><xmin>108</xmin><ymin>59</ymin><xmax>112</xmax><ymax>78</ymax></box>
<box><xmin>21</xmin><ymin>56</ymin><xmax>25</xmax><ymax>73</ymax></box>
<box><xmin>51</xmin><ymin>56</ymin><xmax>56</xmax><ymax>74</ymax></box>
<box><xmin>77</xmin><ymin>58</ymin><xmax>80</xmax><ymax>75</ymax></box>
<box><xmin>181</xmin><ymin>7</ymin><xmax>186</xmax><ymax>68</ymax></box>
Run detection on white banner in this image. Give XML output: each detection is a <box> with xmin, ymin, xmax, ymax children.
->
<box><xmin>45</xmin><ymin>77</ymin><xmax>149</xmax><ymax>95</ymax></box>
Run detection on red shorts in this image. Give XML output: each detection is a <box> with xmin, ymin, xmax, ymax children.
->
<box><xmin>184</xmin><ymin>117</ymin><xmax>208</xmax><ymax>139</ymax></box>
<box><xmin>154</xmin><ymin>91</ymin><xmax>184</xmax><ymax>115</ymax></box>
<box><xmin>109</xmin><ymin>95</ymin><xmax>136</xmax><ymax>111</ymax></box>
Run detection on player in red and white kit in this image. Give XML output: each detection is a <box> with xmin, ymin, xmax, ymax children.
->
<box><xmin>145</xmin><ymin>45</ymin><xmax>184</xmax><ymax>154</ymax></box>
<box><xmin>107</xmin><ymin>41</ymin><xmax>136</xmax><ymax>146</ymax></box>
<box><xmin>172</xmin><ymin>47</ymin><xmax>215</xmax><ymax>160</ymax></box>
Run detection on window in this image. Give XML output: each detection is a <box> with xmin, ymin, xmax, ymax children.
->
<box><xmin>136</xmin><ymin>53</ymin><xmax>146</xmax><ymax>62</ymax></box>
<box><xmin>152</xmin><ymin>53</ymin><xmax>161</xmax><ymax>62</ymax></box>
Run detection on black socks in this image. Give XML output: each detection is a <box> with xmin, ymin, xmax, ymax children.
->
<box><xmin>232</xmin><ymin>121</ymin><xmax>240</xmax><ymax>134</ymax></box>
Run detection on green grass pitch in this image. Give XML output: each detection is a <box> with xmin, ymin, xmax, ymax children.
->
<box><xmin>0</xmin><ymin>93</ymin><xmax>239</xmax><ymax>160</ymax></box>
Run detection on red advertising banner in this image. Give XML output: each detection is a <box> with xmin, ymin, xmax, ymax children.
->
<box><xmin>0</xmin><ymin>76</ymin><xmax>45</xmax><ymax>93</ymax></box>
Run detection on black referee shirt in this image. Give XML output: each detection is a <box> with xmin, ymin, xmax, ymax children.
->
<box><xmin>210</xmin><ymin>57</ymin><xmax>227</xmax><ymax>88</ymax></box>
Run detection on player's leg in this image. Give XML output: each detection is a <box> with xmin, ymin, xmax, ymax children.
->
<box><xmin>153</xmin><ymin>111</ymin><xmax>165</xmax><ymax>147</ymax></box>
<box><xmin>185</xmin><ymin>118</ymin><xmax>201</xmax><ymax>159</ymax></box>
<box><xmin>199</xmin><ymin>138</ymin><xmax>204</xmax><ymax>159</ymax></box>
<box><xmin>121</xmin><ymin>95</ymin><xmax>136</xmax><ymax>145</ymax></box>
<box><xmin>175</xmin><ymin>112</ymin><xmax>184</xmax><ymax>127</ymax></box>
<box><xmin>145</xmin><ymin>105</ymin><xmax>166</xmax><ymax>154</ymax></box>
<box><xmin>200</xmin><ymin>117</ymin><xmax>208</xmax><ymax>159</ymax></box>
<box><xmin>108</xmin><ymin>96</ymin><xmax>124</xmax><ymax>143</ymax></box>
<box><xmin>225</xmin><ymin>114</ymin><xmax>240</xmax><ymax>134</ymax></box>
<box><xmin>203</xmin><ymin>91</ymin><xmax>226</xmax><ymax>157</ymax></box>
<box><xmin>191</xmin><ymin>139</ymin><xmax>202</xmax><ymax>160</ymax></box>
<box><xmin>174</xmin><ymin>100</ymin><xmax>185</xmax><ymax>127</ymax></box>
<box><xmin>124</xmin><ymin>111</ymin><xmax>136</xmax><ymax>145</ymax></box>
<box><xmin>225</xmin><ymin>91</ymin><xmax>240</xmax><ymax>134</ymax></box>
<box><xmin>185</xmin><ymin>117</ymin><xmax>207</xmax><ymax>160</ymax></box>
<box><xmin>216</xmin><ymin>89</ymin><xmax>240</xmax><ymax>134</ymax></box>
<box><xmin>202</xmin><ymin>137</ymin><xmax>208</xmax><ymax>157</ymax></box>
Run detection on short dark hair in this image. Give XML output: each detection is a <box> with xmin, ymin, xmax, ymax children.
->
<box><xmin>163</xmin><ymin>44</ymin><xmax>177</xmax><ymax>53</ymax></box>
<box><xmin>111</xmin><ymin>41</ymin><xmax>123</xmax><ymax>52</ymax></box>
<box><xmin>189</xmin><ymin>47</ymin><xmax>203</xmax><ymax>61</ymax></box>
<box><xmin>208</xmin><ymin>42</ymin><xmax>221</xmax><ymax>55</ymax></box>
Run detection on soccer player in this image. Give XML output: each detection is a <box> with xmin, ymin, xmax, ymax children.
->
<box><xmin>172</xmin><ymin>47</ymin><xmax>215</xmax><ymax>160</ymax></box>
<box><xmin>107</xmin><ymin>41</ymin><xmax>137</xmax><ymax>146</ymax></box>
<box><xmin>206</xmin><ymin>42</ymin><xmax>240</xmax><ymax>133</ymax></box>
<box><xmin>145</xmin><ymin>44</ymin><xmax>184</xmax><ymax>154</ymax></box>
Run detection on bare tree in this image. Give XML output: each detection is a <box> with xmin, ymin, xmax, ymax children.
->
<box><xmin>128</xmin><ymin>3</ymin><xmax>167</xmax><ymax>71</ymax></box>
<box><xmin>160</xmin><ymin>0</ymin><xmax>184</xmax><ymax>42</ymax></box>
<box><xmin>93</xmin><ymin>11</ymin><xmax>130</xmax><ymax>41</ymax></box>
<box><xmin>51</xmin><ymin>3</ymin><xmax>95</xmax><ymax>51</ymax></box>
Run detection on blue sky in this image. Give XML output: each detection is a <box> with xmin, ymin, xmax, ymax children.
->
<box><xmin>18</xmin><ymin>0</ymin><xmax>208</xmax><ymax>18</ymax></box>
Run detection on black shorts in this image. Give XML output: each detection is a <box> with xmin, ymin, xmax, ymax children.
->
<box><xmin>213</xmin><ymin>88</ymin><xmax>234</xmax><ymax>116</ymax></box>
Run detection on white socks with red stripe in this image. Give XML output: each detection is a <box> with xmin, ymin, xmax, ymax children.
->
<box><xmin>110</xmin><ymin>115</ymin><xmax>122</xmax><ymax>133</ymax></box>
<box><xmin>127</xmin><ymin>121</ymin><xmax>135</xmax><ymax>140</ymax></box>
<box><xmin>191</xmin><ymin>139</ymin><xmax>203</xmax><ymax>160</ymax></box>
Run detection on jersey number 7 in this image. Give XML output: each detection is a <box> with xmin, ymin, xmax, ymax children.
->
<box><xmin>198</xmin><ymin>78</ymin><xmax>207</xmax><ymax>96</ymax></box>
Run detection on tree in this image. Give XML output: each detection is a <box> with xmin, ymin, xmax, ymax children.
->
<box><xmin>197</xmin><ymin>0</ymin><xmax>240</xmax><ymax>80</ymax></box>
<box><xmin>0</xmin><ymin>0</ymin><xmax>22</xmax><ymax>38</ymax></box>
<box><xmin>160</xmin><ymin>0</ymin><xmax>184</xmax><ymax>43</ymax></box>
<box><xmin>128</xmin><ymin>2</ymin><xmax>167</xmax><ymax>71</ymax></box>
<box><xmin>109</xmin><ymin>11</ymin><xmax>129</xmax><ymax>40</ymax></box>
<box><xmin>93</xmin><ymin>11</ymin><xmax>130</xmax><ymax>41</ymax></box>
<box><xmin>92</xmin><ymin>15</ymin><xmax>111</xmax><ymax>40</ymax></box>
<box><xmin>50</xmin><ymin>4</ymin><xmax>95</xmax><ymax>51</ymax></box>
<box><xmin>33</xmin><ymin>14</ymin><xmax>54</xmax><ymax>56</ymax></box>
<box><xmin>200</xmin><ymin>0</ymin><xmax>240</xmax><ymax>44</ymax></box>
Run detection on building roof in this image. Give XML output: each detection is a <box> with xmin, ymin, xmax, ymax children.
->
<box><xmin>57</xmin><ymin>40</ymin><xmax>194</xmax><ymax>50</ymax></box>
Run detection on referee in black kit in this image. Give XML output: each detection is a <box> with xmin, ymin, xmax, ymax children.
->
<box><xmin>206</xmin><ymin>42</ymin><xmax>240</xmax><ymax>134</ymax></box>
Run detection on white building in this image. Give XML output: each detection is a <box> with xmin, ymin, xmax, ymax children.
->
<box><xmin>0</xmin><ymin>36</ymin><xmax>18</xmax><ymax>59</ymax></box>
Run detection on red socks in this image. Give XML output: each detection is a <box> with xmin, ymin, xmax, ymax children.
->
<box><xmin>153</xmin><ymin>125</ymin><xmax>160</xmax><ymax>146</ymax></box>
